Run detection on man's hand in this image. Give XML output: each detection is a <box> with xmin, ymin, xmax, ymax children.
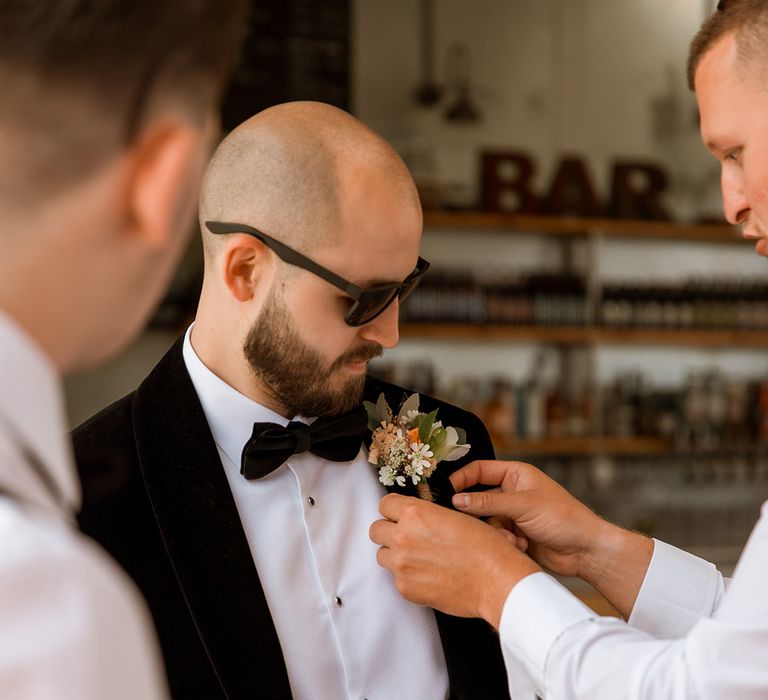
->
<box><xmin>369</xmin><ymin>494</ymin><xmax>540</xmax><ymax>628</ymax></box>
<box><xmin>450</xmin><ymin>460</ymin><xmax>607</xmax><ymax>579</ymax></box>
<box><xmin>449</xmin><ymin>460</ymin><xmax>654</xmax><ymax>619</ymax></box>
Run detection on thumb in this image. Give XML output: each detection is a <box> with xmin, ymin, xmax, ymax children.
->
<box><xmin>452</xmin><ymin>490</ymin><xmax>527</xmax><ymax>520</ymax></box>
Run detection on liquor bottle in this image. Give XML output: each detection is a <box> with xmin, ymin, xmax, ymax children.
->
<box><xmin>486</xmin><ymin>379</ymin><xmax>516</xmax><ymax>441</ymax></box>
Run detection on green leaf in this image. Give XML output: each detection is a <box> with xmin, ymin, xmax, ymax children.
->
<box><xmin>376</xmin><ymin>393</ymin><xmax>392</xmax><ymax>422</ymax></box>
<box><xmin>455</xmin><ymin>427</ymin><xmax>467</xmax><ymax>445</ymax></box>
<box><xmin>418</xmin><ymin>409</ymin><xmax>438</xmax><ymax>443</ymax></box>
<box><xmin>397</xmin><ymin>393</ymin><xmax>421</xmax><ymax>422</ymax></box>
<box><xmin>428</xmin><ymin>426</ymin><xmax>446</xmax><ymax>450</ymax></box>
<box><xmin>363</xmin><ymin>400</ymin><xmax>381</xmax><ymax>431</ymax></box>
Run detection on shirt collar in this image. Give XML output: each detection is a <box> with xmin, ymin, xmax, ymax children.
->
<box><xmin>0</xmin><ymin>310</ymin><xmax>80</xmax><ymax>515</ymax></box>
<box><xmin>182</xmin><ymin>325</ymin><xmax>311</xmax><ymax>469</ymax></box>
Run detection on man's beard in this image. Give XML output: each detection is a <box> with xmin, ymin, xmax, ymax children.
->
<box><xmin>244</xmin><ymin>286</ymin><xmax>383</xmax><ymax>417</ymax></box>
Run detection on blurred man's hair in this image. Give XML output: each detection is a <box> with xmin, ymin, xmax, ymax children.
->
<box><xmin>688</xmin><ymin>0</ymin><xmax>768</xmax><ymax>88</ymax></box>
<box><xmin>0</xmin><ymin>0</ymin><xmax>247</xmax><ymax>205</ymax></box>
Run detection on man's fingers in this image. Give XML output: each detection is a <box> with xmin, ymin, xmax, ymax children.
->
<box><xmin>498</xmin><ymin>529</ymin><xmax>527</xmax><ymax>550</ymax></box>
<box><xmin>372</xmin><ymin>494</ymin><xmax>436</xmax><ymax>545</ymax></box>
<box><xmin>487</xmin><ymin>515</ymin><xmax>515</xmax><ymax>531</ymax></box>
<box><xmin>374</xmin><ymin>541</ymin><xmax>394</xmax><ymax>569</ymax></box>
<box><xmin>377</xmin><ymin>492</ymin><xmax>413</xmax><ymax>521</ymax></box>
<box><xmin>449</xmin><ymin>460</ymin><xmax>508</xmax><ymax>491</ymax></box>
<box><xmin>451</xmin><ymin>489</ymin><xmax>529</xmax><ymax>520</ymax></box>
<box><xmin>449</xmin><ymin>460</ymin><xmax>530</xmax><ymax>492</ymax></box>
<box><xmin>369</xmin><ymin>517</ymin><xmax>397</xmax><ymax>546</ymax></box>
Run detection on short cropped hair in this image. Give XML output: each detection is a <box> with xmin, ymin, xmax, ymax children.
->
<box><xmin>0</xmin><ymin>0</ymin><xmax>247</xmax><ymax>204</ymax></box>
<box><xmin>688</xmin><ymin>0</ymin><xmax>768</xmax><ymax>88</ymax></box>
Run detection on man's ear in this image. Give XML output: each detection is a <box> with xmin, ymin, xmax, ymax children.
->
<box><xmin>222</xmin><ymin>235</ymin><xmax>273</xmax><ymax>302</ymax></box>
<box><xmin>125</xmin><ymin>119</ymin><xmax>202</xmax><ymax>248</ymax></box>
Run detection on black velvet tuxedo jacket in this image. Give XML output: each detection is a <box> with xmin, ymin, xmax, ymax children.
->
<box><xmin>73</xmin><ymin>337</ymin><xmax>510</xmax><ymax>699</ymax></box>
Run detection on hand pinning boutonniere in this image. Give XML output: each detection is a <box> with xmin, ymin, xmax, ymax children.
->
<box><xmin>364</xmin><ymin>393</ymin><xmax>471</xmax><ymax>501</ymax></box>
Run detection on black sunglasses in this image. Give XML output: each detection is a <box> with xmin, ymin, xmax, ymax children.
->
<box><xmin>205</xmin><ymin>221</ymin><xmax>430</xmax><ymax>326</ymax></box>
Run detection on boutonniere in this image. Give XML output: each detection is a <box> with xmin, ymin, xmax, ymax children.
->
<box><xmin>364</xmin><ymin>393</ymin><xmax>471</xmax><ymax>501</ymax></box>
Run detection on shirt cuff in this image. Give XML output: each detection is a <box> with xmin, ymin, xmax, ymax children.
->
<box><xmin>499</xmin><ymin>572</ymin><xmax>594</xmax><ymax>694</ymax></box>
<box><xmin>628</xmin><ymin>538</ymin><xmax>721</xmax><ymax>639</ymax></box>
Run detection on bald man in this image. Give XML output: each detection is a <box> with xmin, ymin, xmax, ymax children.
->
<box><xmin>72</xmin><ymin>102</ymin><xmax>509</xmax><ymax>700</ymax></box>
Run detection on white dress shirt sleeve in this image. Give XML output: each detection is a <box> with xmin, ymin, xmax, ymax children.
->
<box><xmin>0</xmin><ymin>506</ymin><xmax>169</xmax><ymax>700</ymax></box>
<box><xmin>628</xmin><ymin>539</ymin><xmax>725</xmax><ymax>639</ymax></box>
<box><xmin>0</xmin><ymin>313</ymin><xmax>169</xmax><ymax>699</ymax></box>
<box><xmin>498</xmin><ymin>500</ymin><xmax>768</xmax><ymax>699</ymax></box>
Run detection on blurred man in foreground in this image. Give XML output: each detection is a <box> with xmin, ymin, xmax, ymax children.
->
<box><xmin>371</xmin><ymin>1</ymin><xmax>768</xmax><ymax>697</ymax></box>
<box><xmin>0</xmin><ymin>1</ymin><xmax>245</xmax><ymax>697</ymax></box>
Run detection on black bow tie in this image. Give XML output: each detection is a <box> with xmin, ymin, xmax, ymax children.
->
<box><xmin>241</xmin><ymin>407</ymin><xmax>369</xmax><ymax>480</ymax></box>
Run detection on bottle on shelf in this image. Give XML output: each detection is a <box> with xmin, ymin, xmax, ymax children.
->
<box><xmin>371</xmin><ymin>358</ymin><xmax>768</xmax><ymax>453</ymax></box>
<box><xmin>485</xmin><ymin>379</ymin><xmax>516</xmax><ymax>441</ymax></box>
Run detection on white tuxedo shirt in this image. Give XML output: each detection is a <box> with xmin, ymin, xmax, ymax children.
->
<box><xmin>183</xmin><ymin>326</ymin><xmax>450</xmax><ymax>700</ymax></box>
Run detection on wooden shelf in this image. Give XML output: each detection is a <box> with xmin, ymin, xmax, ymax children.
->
<box><xmin>400</xmin><ymin>323</ymin><xmax>768</xmax><ymax>348</ymax></box>
<box><xmin>493</xmin><ymin>436</ymin><xmax>674</xmax><ymax>457</ymax></box>
<box><xmin>423</xmin><ymin>210</ymin><xmax>740</xmax><ymax>244</ymax></box>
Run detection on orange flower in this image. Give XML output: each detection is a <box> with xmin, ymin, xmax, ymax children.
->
<box><xmin>407</xmin><ymin>427</ymin><xmax>420</xmax><ymax>445</ymax></box>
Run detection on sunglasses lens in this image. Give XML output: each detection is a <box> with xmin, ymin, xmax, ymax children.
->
<box><xmin>344</xmin><ymin>259</ymin><xmax>430</xmax><ymax>326</ymax></box>
<box><xmin>347</xmin><ymin>288</ymin><xmax>400</xmax><ymax>326</ymax></box>
<box><xmin>398</xmin><ymin>276</ymin><xmax>424</xmax><ymax>304</ymax></box>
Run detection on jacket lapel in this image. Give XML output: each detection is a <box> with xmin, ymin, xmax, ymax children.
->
<box><xmin>132</xmin><ymin>338</ymin><xmax>291</xmax><ymax>699</ymax></box>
